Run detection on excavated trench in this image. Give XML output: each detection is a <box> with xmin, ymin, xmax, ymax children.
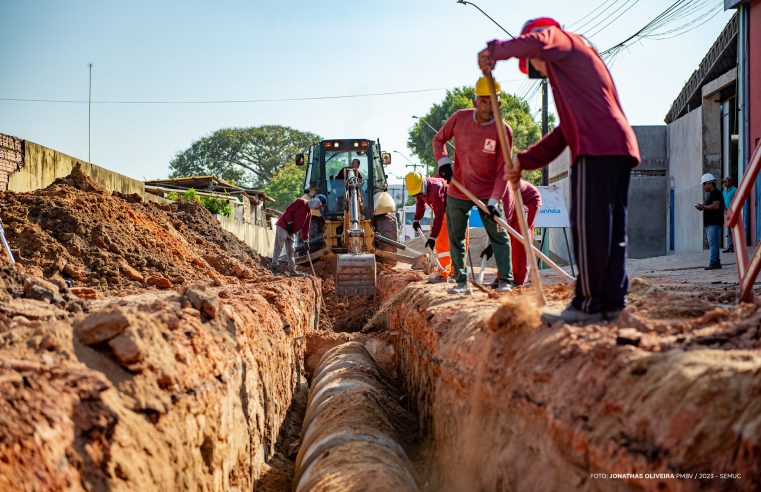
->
<box><xmin>2</xmin><ymin>167</ymin><xmax>761</xmax><ymax>491</ymax></box>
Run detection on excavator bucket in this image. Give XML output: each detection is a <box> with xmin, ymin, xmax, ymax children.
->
<box><xmin>335</xmin><ymin>253</ymin><xmax>377</xmax><ymax>300</ymax></box>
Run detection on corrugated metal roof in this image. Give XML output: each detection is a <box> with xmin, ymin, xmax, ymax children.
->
<box><xmin>664</xmin><ymin>13</ymin><xmax>738</xmax><ymax>124</ymax></box>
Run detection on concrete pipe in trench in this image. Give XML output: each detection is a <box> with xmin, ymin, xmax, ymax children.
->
<box><xmin>293</xmin><ymin>341</ymin><xmax>418</xmax><ymax>491</ymax></box>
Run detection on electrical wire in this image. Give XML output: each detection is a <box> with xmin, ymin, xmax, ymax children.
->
<box><xmin>584</xmin><ymin>0</ymin><xmax>642</xmax><ymax>39</ymax></box>
<box><xmin>0</xmin><ymin>78</ymin><xmax>526</xmax><ymax>105</ymax></box>
<box><xmin>599</xmin><ymin>0</ymin><xmax>724</xmax><ymax>59</ymax></box>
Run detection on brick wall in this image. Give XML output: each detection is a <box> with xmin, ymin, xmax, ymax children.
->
<box><xmin>0</xmin><ymin>134</ymin><xmax>23</xmax><ymax>191</ymax></box>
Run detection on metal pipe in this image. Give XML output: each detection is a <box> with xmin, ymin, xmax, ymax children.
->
<box><xmin>376</xmin><ymin>233</ymin><xmax>407</xmax><ymax>250</ymax></box>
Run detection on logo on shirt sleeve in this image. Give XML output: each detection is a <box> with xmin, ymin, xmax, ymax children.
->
<box><xmin>483</xmin><ymin>138</ymin><xmax>496</xmax><ymax>154</ymax></box>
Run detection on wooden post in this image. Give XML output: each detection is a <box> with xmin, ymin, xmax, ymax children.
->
<box><xmin>485</xmin><ymin>73</ymin><xmax>546</xmax><ymax>305</ymax></box>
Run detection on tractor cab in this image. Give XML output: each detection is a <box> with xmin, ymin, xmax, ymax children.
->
<box><xmin>298</xmin><ymin>139</ymin><xmax>389</xmax><ymax>220</ymax></box>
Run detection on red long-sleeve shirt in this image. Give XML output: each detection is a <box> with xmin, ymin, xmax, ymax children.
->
<box><xmin>276</xmin><ymin>198</ymin><xmax>312</xmax><ymax>240</ymax></box>
<box><xmin>487</xmin><ymin>27</ymin><xmax>640</xmax><ymax>170</ymax></box>
<box><xmin>501</xmin><ymin>179</ymin><xmax>542</xmax><ymax>223</ymax></box>
<box><xmin>519</xmin><ymin>180</ymin><xmax>542</xmax><ymax>209</ymax></box>
<box><xmin>413</xmin><ymin>177</ymin><xmax>447</xmax><ymax>238</ymax></box>
<box><xmin>432</xmin><ymin>109</ymin><xmax>512</xmax><ymax>202</ymax></box>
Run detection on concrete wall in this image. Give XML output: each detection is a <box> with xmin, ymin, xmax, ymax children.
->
<box><xmin>7</xmin><ymin>140</ymin><xmax>144</xmax><ymax>195</ymax></box>
<box><xmin>668</xmin><ymin>108</ymin><xmax>704</xmax><ymax>253</ymax></box>
<box><xmin>629</xmin><ymin>126</ymin><xmax>668</xmax><ymax>259</ymax></box>
<box><xmin>543</xmin><ymin>126</ymin><xmax>669</xmax><ymax>263</ymax></box>
<box><xmin>215</xmin><ymin>215</ymin><xmax>275</xmax><ymax>258</ymax></box>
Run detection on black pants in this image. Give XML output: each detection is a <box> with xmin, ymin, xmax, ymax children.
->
<box><xmin>570</xmin><ymin>156</ymin><xmax>632</xmax><ymax>313</ymax></box>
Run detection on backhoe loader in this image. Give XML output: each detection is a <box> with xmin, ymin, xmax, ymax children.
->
<box><xmin>293</xmin><ymin>139</ymin><xmax>432</xmax><ymax>300</ymax></box>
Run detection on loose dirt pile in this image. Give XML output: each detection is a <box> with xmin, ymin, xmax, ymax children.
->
<box><xmin>0</xmin><ymin>166</ymin><xmax>327</xmax><ymax>490</ymax></box>
<box><xmin>0</xmin><ymin>164</ymin><xmax>265</xmax><ymax>293</ymax></box>
<box><xmin>375</xmin><ymin>274</ymin><xmax>761</xmax><ymax>491</ymax></box>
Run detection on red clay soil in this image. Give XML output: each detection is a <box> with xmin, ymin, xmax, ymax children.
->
<box><xmin>0</xmin><ymin>267</ymin><xmax>317</xmax><ymax>490</ymax></box>
<box><xmin>0</xmin><ymin>164</ymin><xmax>266</xmax><ymax>293</ymax></box>
<box><xmin>375</xmin><ymin>272</ymin><xmax>761</xmax><ymax>491</ymax></box>
<box><xmin>0</xmin><ymin>166</ymin><xmax>328</xmax><ymax>490</ymax></box>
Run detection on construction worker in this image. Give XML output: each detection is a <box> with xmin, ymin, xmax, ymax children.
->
<box><xmin>272</xmin><ymin>194</ymin><xmax>326</xmax><ymax>275</ymax></box>
<box><xmin>336</xmin><ymin>158</ymin><xmax>363</xmax><ymax>180</ymax></box>
<box><xmin>433</xmin><ymin>77</ymin><xmax>514</xmax><ymax>295</ymax></box>
<box><xmin>405</xmin><ymin>172</ymin><xmax>452</xmax><ymax>282</ymax></box>
<box><xmin>481</xmin><ymin>179</ymin><xmax>541</xmax><ymax>286</ymax></box>
<box><xmin>695</xmin><ymin>173</ymin><xmax>724</xmax><ymax>270</ymax></box>
<box><xmin>479</xmin><ymin>17</ymin><xmax>640</xmax><ymax>322</ymax></box>
<box><xmin>301</xmin><ymin>186</ymin><xmax>325</xmax><ymax>241</ymax></box>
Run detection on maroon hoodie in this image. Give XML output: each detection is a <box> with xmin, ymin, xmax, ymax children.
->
<box><xmin>413</xmin><ymin>177</ymin><xmax>448</xmax><ymax>238</ymax></box>
<box><xmin>487</xmin><ymin>26</ymin><xmax>640</xmax><ymax>169</ymax></box>
<box><xmin>276</xmin><ymin>198</ymin><xmax>312</xmax><ymax>240</ymax></box>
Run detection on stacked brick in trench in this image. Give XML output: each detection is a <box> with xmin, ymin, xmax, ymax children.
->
<box><xmin>0</xmin><ymin>134</ymin><xmax>23</xmax><ymax>191</ymax></box>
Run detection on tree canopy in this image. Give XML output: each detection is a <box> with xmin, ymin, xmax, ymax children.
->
<box><xmin>406</xmin><ymin>87</ymin><xmax>553</xmax><ymax>184</ymax></box>
<box><xmin>169</xmin><ymin>125</ymin><xmax>320</xmax><ymax>188</ymax></box>
<box><xmin>263</xmin><ymin>162</ymin><xmax>306</xmax><ymax>212</ymax></box>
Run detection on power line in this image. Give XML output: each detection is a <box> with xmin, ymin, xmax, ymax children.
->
<box><xmin>0</xmin><ymin>78</ymin><xmax>526</xmax><ymax>105</ymax></box>
<box><xmin>572</xmin><ymin>0</ymin><xmax>629</xmax><ymax>33</ymax></box>
<box><xmin>567</xmin><ymin>0</ymin><xmax>620</xmax><ymax>30</ymax></box>
<box><xmin>583</xmin><ymin>0</ymin><xmax>642</xmax><ymax>39</ymax></box>
<box><xmin>599</xmin><ymin>0</ymin><xmax>724</xmax><ymax>60</ymax></box>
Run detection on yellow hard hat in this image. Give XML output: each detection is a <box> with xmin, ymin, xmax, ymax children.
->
<box><xmin>405</xmin><ymin>172</ymin><xmax>424</xmax><ymax>196</ymax></box>
<box><xmin>475</xmin><ymin>76</ymin><xmax>501</xmax><ymax>97</ymax></box>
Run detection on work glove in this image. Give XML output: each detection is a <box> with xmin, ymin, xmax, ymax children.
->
<box><xmin>425</xmin><ymin>237</ymin><xmax>436</xmax><ymax>250</ymax></box>
<box><xmin>480</xmin><ymin>244</ymin><xmax>493</xmax><ymax>260</ymax></box>
<box><xmin>412</xmin><ymin>221</ymin><xmax>422</xmax><ymax>234</ymax></box>
<box><xmin>438</xmin><ymin>163</ymin><xmax>453</xmax><ymax>183</ymax></box>
<box><xmin>486</xmin><ymin>198</ymin><xmax>501</xmax><ymax>220</ymax></box>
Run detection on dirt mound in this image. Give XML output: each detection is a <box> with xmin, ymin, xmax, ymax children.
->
<box><xmin>0</xmin><ymin>164</ymin><xmax>266</xmax><ymax>292</ymax></box>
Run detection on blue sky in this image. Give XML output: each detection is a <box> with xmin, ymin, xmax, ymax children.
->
<box><xmin>0</xmin><ymin>0</ymin><xmax>734</xmax><ymax>185</ymax></box>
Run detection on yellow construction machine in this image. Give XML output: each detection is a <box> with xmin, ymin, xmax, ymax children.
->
<box><xmin>293</xmin><ymin>139</ymin><xmax>432</xmax><ymax>300</ymax></box>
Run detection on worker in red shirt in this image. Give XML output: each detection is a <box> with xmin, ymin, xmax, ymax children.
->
<box><xmin>481</xmin><ymin>179</ymin><xmax>542</xmax><ymax>286</ymax></box>
<box><xmin>433</xmin><ymin>77</ymin><xmax>515</xmax><ymax>295</ymax></box>
<box><xmin>405</xmin><ymin>172</ymin><xmax>456</xmax><ymax>282</ymax></box>
<box><xmin>479</xmin><ymin>17</ymin><xmax>640</xmax><ymax>323</ymax></box>
<box><xmin>272</xmin><ymin>194</ymin><xmax>326</xmax><ymax>275</ymax></box>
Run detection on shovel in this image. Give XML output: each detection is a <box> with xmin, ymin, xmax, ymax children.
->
<box><xmin>0</xmin><ymin>219</ymin><xmax>15</xmax><ymax>264</ymax></box>
<box><xmin>416</xmin><ymin>229</ymin><xmax>445</xmax><ymax>272</ymax></box>
<box><xmin>477</xmin><ymin>240</ymin><xmax>489</xmax><ymax>284</ymax></box>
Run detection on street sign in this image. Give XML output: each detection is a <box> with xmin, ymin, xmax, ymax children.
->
<box><xmin>535</xmin><ymin>185</ymin><xmax>570</xmax><ymax>228</ymax></box>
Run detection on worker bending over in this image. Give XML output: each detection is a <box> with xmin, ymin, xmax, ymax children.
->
<box><xmin>433</xmin><ymin>77</ymin><xmax>514</xmax><ymax>295</ymax></box>
<box><xmin>479</xmin><ymin>17</ymin><xmax>640</xmax><ymax>322</ymax></box>
<box><xmin>405</xmin><ymin>172</ymin><xmax>454</xmax><ymax>283</ymax></box>
<box><xmin>272</xmin><ymin>194</ymin><xmax>327</xmax><ymax>275</ymax></box>
<box><xmin>481</xmin><ymin>179</ymin><xmax>542</xmax><ymax>286</ymax></box>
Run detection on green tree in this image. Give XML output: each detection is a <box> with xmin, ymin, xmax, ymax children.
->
<box><xmin>169</xmin><ymin>125</ymin><xmax>320</xmax><ymax>188</ymax></box>
<box><xmin>407</xmin><ymin>86</ymin><xmax>553</xmax><ymax>185</ymax></box>
<box><xmin>263</xmin><ymin>162</ymin><xmax>306</xmax><ymax>211</ymax></box>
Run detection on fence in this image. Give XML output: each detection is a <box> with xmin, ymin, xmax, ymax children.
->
<box><xmin>726</xmin><ymin>143</ymin><xmax>761</xmax><ymax>302</ymax></box>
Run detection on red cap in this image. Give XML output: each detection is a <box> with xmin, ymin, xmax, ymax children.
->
<box><xmin>518</xmin><ymin>17</ymin><xmax>561</xmax><ymax>74</ymax></box>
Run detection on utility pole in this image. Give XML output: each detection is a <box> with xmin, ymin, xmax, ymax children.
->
<box><xmin>541</xmin><ymin>80</ymin><xmax>549</xmax><ymax>185</ymax></box>
<box><xmin>393</xmin><ymin>150</ymin><xmax>425</xmax><ymax>176</ymax></box>
<box><xmin>88</xmin><ymin>63</ymin><xmax>93</xmax><ymax>164</ymax></box>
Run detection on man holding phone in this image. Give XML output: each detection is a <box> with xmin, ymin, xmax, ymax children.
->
<box><xmin>695</xmin><ymin>173</ymin><xmax>724</xmax><ymax>270</ymax></box>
